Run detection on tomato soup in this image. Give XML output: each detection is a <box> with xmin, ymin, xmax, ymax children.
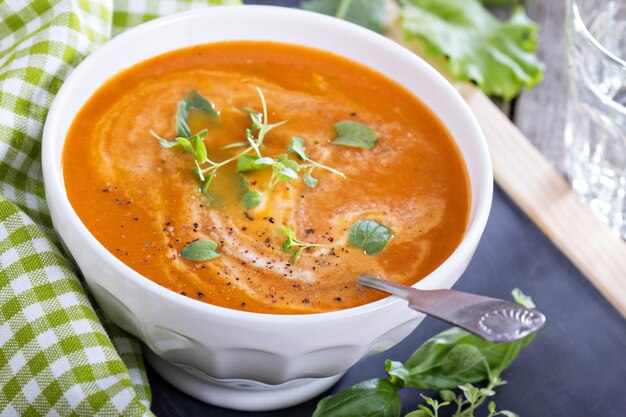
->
<box><xmin>63</xmin><ymin>41</ymin><xmax>470</xmax><ymax>314</ymax></box>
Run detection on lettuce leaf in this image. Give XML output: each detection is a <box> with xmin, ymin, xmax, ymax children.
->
<box><xmin>400</xmin><ymin>0</ymin><xmax>544</xmax><ymax>99</ymax></box>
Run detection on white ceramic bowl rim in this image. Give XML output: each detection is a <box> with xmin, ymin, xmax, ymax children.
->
<box><xmin>42</xmin><ymin>5</ymin><xmax>493</xmax><ymax>324</ymax></box>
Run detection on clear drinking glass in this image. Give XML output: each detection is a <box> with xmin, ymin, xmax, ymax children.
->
<box><xmin>565</xmin><ymin>0</ymin><xmax>626</xmax><ymax>239</ymax></box>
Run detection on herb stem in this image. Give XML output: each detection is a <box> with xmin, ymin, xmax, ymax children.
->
<box><xmin>301</xmin><ymin>161</ymin><xmax>346</xmax><ymax>178</ymax></box>
<box><xmin>201</xmin><ymin>146</ymin><xmax>254</xmax><ymax>175</ymax></box>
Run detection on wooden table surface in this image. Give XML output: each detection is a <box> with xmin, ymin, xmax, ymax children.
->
<box><xmin>148</xmin><ymin>1</ymin><xmax>626</xmax><ymax>416</ymax></box>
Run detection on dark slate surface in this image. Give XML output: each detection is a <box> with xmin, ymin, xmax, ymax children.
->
<box><xmin>149</xmin><ymin>1</ymin><xmax>626</xmax><ymax>415</ymax></box>
<box><xmin>149</xmin><ymin>184</ymin><xmax>626</xmax><ymax>416</ymax></box>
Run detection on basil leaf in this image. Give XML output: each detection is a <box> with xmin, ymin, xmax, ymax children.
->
<box><xmin>332</xmin><ymin>121</ymin><xmax>378</xmax><ymax>149</ymax></box>
<box><xmin>241</xmin><ymin>191</ymin><xmax>262</xmax><ymax>209</ymax></box>
<box><xmin>440</xmin><ymin>344</ymin><xmax>485</xmax><ymax>376</ymax></box>
<box><xmin>180</xmin><ymin>239</ymin><xmax>219</xmax><ymax>261</ymax></box>
<box><xmin>312</xmin><ymin>378</ymin><xmax>401</xmax><ymax>417</ymax></box>
<box><xmin>237</xmin><ymin>155</ymin><xmax>274</xmax><ymax>172</ymax></box>
<box><xmin>288</xmin><ymin>136</ymin><xmax>309</xmax><ymax>160</ymax></box>
<box><xmin>397</xmin><ymin>327</ymin><xmax>535</xmax><ymax>390</ymax></box>
<box><xmin>301</xmin><ymin>0</ymin><xmax>388</xmax><ymax>33</ymax></box>
<box><xmin>176</xmin><ymin>90</ymin><xmax>219</xmax><ymax>138</ymax></box>
<box><xmin>400</xmin><ymin>0</ymin><xmax>544</xmax><ymax>99</ymax></box>
<box><xmin>348</xmin><ymin>220</ymin><xmax>392</xmax><ymax>255</ymax></box>
<box><xmin>303</xmin><ymin>171</ymin><xmax>319</xmax><ymax>188</ymax></box>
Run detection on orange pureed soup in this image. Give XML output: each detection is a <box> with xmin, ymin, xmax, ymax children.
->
<box><xmin>63</xmin><ymin>41</ymin><xmax>470</xmax><ymax>314</ymax></box>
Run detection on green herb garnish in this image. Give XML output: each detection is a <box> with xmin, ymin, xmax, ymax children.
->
<box><xmin>288</xmin><ymin>137</ymin><xmax>345</xmax><ymax>187</ymax></box>
<box><xmin>180</xmin><ymin>239</ymin><xmax>220</xmax><ymax>261</ymax></box>
<box><xmin>155</xmin><ymin>87</ymin><xmax>346</xmax><ymax>207</ymax></box>
<box><xmin>313</xmin><ymin>289</ymin><xmax>539</xmax><ymax>417</ymax></box>
<box><xmin>241</xmin><ymin>190</ymin><xmax>263</xmax><ymax>209</ymax></box>
<box><xmin>348</xmin><ymin>220</ymin><xmax>392</xmax><ymax>255</ymax></box>
<box><xmin>176</xmin><ymin>90</ymin><xmax>219</xmax><ymax>138</ymax></box>
<box><xmin>332</xmin><ymin>120</ymin><xmax>378</xmax><ymax>149</ymax></box>
<box><xmin>303</xmin><ymin>170</ymin><xmax>319</xmax><ymax>188</ymax></box>
<box><xmin>280</xmin><ymin>226</ymin><xmax>338</xmax><ymax>264</ymax></box>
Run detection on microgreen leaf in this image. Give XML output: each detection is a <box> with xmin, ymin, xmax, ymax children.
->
<box><xmin>175</xmin><ymin>137</ymin><xmax>194</xmax><ymax>154</ymax></box>
<box><xmin>280</xmin><ymin>227</ymin><xmax>297</xmax><ymax>242</ymax></box>
<box><xmin>303</xmin><ymin>171</ymin><xmax>319</xmax><ymax>188</ymax></box>
<box><xmin>288</xmin><ymin>136</ymin><xmax>308</xmax><ymax>160</ymax></box>
<box><xmin>200</xmin><ymin>174</ymin><xmax>214</xmax><ymax>194</ymax></box>
<box><xmin>511</xmin><ymin>288</ymin><xmax>535</xmax><ymax>309</ymax></box>
<box><xmin>312</xmin><ymin>378</ymin><xmax>401</xmax><ymax>417</ymax></box>
<box><xmin>241</xmin><ymin>190</ymin><xmax>262</xmax><ymax>209</ymax></box>
<box><xmin>180</xmin><ymin>239</ymin><xmax>219</xmax><ymax>261</ymax></box>
<box><xmin>176</xmin><ymin>101</ymin><xmax>192</xmax><ymax>138</ymax></box>
<box><xmin>348</xmin><ymin>220</ymin><xmax>392</xmax><ymax>255</ymax></box>
<box><xmin>275</xmin><ymin>166</ymin><xmax>298</xmax><ymax>182</ymax></box>
<box><xmin>184</xmin><ymin>90</ymin><xmax>219</xmax><ymax>118</ymax></box>
<box><xmin>151</xmin><ymin>131</ymin><xmax>180</xmax><ymax>148</ymax></box>
<box><xmin>237</xmin><ymin>155</ymin><xmax>274</xmax><ymax>172</ymax></box>
<box><xmin>276</xmin><ymin>154</ymin><xmax>300</xmax><ymax>172</ymax></box>
<box><xmin>176</xmin><ymin>90</ymin><xmax>219</xmax><ymax>138</ymax></box>
<box><xmin>288</xmin><ymin>136</ymin><xmax>346</xmax><ymax>181</ymax></box>
<box><xmin>332</xmin><ymin>120</ymin><xmax>378</xmax><ymax>149</ymax></box>
<box><xmin>439</xmin><ymin>390</ymin><xmax>456</xmax><ymax>402</ymax></box>
<box><xmin>301</xmin><ymin>0</ymin><xmax>388</xmax><ymax>33</ymax></box>
<box><xmin>279</xmin><ymin>226</ymin><xmax>337</xmax><ymax>264</ymax></box>
<box><xmin>400</xmin><ymin>0</ymin><xmax>544</xmax><ymax>99</ymax></box>
<box><xmin>188</xmin><ymin>129</ymin><xmax>209</xmax><ymax>163</ymax></box>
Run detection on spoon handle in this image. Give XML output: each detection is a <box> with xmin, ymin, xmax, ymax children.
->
<box><xmin>358</xmin><ymin>275</ymin><xmax>546</xmax><ymax>343</ymax></box>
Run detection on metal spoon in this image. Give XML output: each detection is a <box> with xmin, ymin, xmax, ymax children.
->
<box><xmin>358</xmin><ymin>275</ymin><xmax>546</xmax><ymax>343</ymax></box>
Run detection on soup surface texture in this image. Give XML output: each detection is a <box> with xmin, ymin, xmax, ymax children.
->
<box><xmin>63</xmin><ymin>41</ymin><xmax>470</xmax><ymax>314</ymax></box>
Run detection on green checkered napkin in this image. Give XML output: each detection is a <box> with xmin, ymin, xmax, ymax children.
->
<box><xmin>0</xmin><ymin>1</ymin><xmax>239</xmax><ymax>415</ymax></box>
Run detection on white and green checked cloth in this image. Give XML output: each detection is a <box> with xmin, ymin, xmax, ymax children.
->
<box><xmin>0</xmin><ymin>1</ymin><xmax>239</xmax><ymax>415</ymax></box>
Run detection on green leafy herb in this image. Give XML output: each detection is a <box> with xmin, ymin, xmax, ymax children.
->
<box><xmin>313</xmin><ymin>289</ymin><xmax>539</xmax><ymax>417</ymax></box>
<box><xmin>237</xmin><ymin>155</ymin><xmax>275</xmax><ymax>173</ymax></box>
<box><xmin>312</xmin><ymin>379</ymin><xmax>401</xmax><ymax>417</ymax></box>
<box><xmin>332</xmin><ymin>121</ymin><xmax>378</xmax><ymax>149</ymax></box>
<box><xmin>241</xmin><ymin>190</ymin><xmax>263</xmax><ymax>209</ymax></box>
<box><xmin>348</xmin><ymin>220</ymin><xmax>392</xmax><ymax>255</ymax></box>
<box><xmin>301</xmin><ymin>0</ymin><xmax>388</xmax><ymax>33</ymax></box>
<box><xmin>176</xmin><ymin>90</ymin><xmax>219</xmax><ymax>138</ymax></box>
<box><xmin>400</xmin><ymin>0</ymin><xmax>544</xmax><ymax>99</ymax></box>
<box><xmin>180</xmin><ymin>239</ymin><xmax>220</xmax><ymax>261</ymax></box>
<box><xmin>152</xmin><ymin>129</ymin><xmax>209</xmax><ymax>165</ymax></box>
<box><xmin>288</xmin><ymin>137</ymin><xmax>345</xmax><ymax>185</ymax></box>
<box><xmin>280</xmin><ymin>226</ymin><xmax>338</xmax><ymax>264</ymax></box>
<box><xmin>303</xmin><ymin>170</ymin><xmax>319</xmax><ymax>188</ymax></box>
<box><xmin>511</xmin><ymin>288</ymin><xmax>535</xmax><ymax>309</ymax></box>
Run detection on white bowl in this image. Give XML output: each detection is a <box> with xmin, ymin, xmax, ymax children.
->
<box><xmin>42</xmin><ymin>5</ymin><xmax>492</xmax><ymax>411</ymax></box>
